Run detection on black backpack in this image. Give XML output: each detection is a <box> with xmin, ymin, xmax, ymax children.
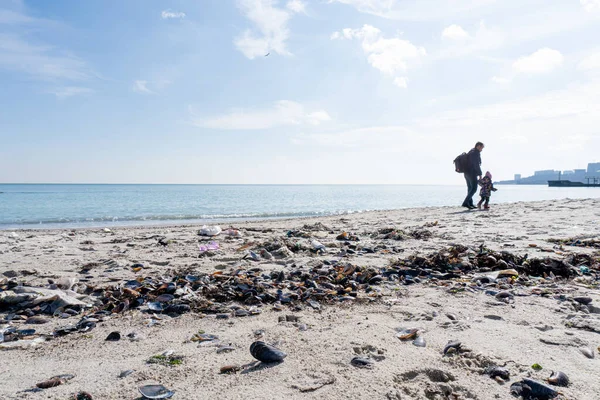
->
<box><xmin>453</xmin><ymin>152</ymin><xmax>468</xmax><ymax>173</ymax></box>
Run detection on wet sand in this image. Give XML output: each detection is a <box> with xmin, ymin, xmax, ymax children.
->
<box><xmin>1</xmin><ymin>198</ymin><xmax>600</xmax><ymax>399</ymax></box>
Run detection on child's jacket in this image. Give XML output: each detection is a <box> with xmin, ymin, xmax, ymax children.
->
<box><xmin>478</xmin><ymin>176</ymin><xmax>495</xmax><ymax>197</ymax></box>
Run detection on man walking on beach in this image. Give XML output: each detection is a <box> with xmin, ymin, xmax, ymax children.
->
<box><xmin>462</xmin><ymin>142</ymin><xmax>484</xmax><ymax>209</ymax></box>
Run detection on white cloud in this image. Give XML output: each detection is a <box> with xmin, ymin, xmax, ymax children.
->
<box><xmin>441</xmin><ymin>24</ymin><xmax>469</xmax><ymax>40</ymax></box>
<box><xmin>235</xmin><ymin>0</ymin><xmax>303</xmax><ymax>59</ymax></box>
<box><xmin>491</xmin><ymin>76</ymin><xmax>511</xmax><ymax>84</ymax></box>
<box><xmin>50</xmin><ymin>86</ymin><xmax>93</xmax><ymax>99</ymax></box>
<box><xmin>306</xmin><ymin>110</ymin><xmax>332</xmax><ymax>125</ymax></box>
<box><xmin>0</xmin><ymin>33</ymin><xmax>90</xmax><ymax>81</ymax></box>
<box><xmin>578</xmin><ymin>51</ymin><xmax>600</xmax><ymax>70</ymax></box>
<box><xmin>192</xmin><ymin>100</ymin><xmax>331</xmax><ymax>130</ymax></box>
<box><xmin>161</xmin><ymin>10</ymin><xmax>186</xmax><ymax>19</ymax></box>
<box><xmin>581</xmin><ymin>0</ymin><xmax>600</xmax><ymax>12</ymax></box>
<box><xmin>436</xmin><ymin>21</ymin><xmax>505</xmax><ymax>60</ymax></box>
<box><xmin>419</xmin><ymin>80</ymin><xmax>600</xmax><ymax>128</ymax></box>
<box><xmin>0</xmin><ymin>9</ymin><xmax>35</xmax><ymax>24</ymax></box>
<box><xmin>331</xmin><ymin>24</ymin><xmax>425</xmax><ymax>86</ymax></box>
<box><xmin>292</xmin><ymin>125</ymin><xmax>414</xmax><ymax>148</ymax></box>
<box><xmin>286</xmin><ymin>0</ymin><xmax>306</xmax><ymax>13</ymax></box>
<box><xmin>512</xmin><ymin>48</ymin><xmax>564</xmax><ymax>74</ymax></box>
<box><xmin>133</xmin><ymin>80</ymin><xmax>154</xmax><ymax>94</ymax></box>
<box><xmin>393</xmin><ymin>76</ymin><xmax>408</xmax><ymax>88</ymax></box>
<box><xmin>329</xmin><ymin>0</ymin><xmax>498</xmax><ymax>21</ymax></box>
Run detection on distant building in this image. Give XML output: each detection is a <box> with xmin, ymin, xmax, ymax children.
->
<box><xmin>534</xmin><ymin>170</ymin><xmax>558</xmax><ymax>177</ymax></box>
<box><xmin>497</xmin><ymin>161</ymin><xmax>600</xmax><ymax>185</ymax></box>
<box><xmin>587</xmin><ymin>162</ymin><xmax>600</xmax><ymax>175</ymax></box>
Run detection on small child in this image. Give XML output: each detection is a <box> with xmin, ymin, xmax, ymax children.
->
<box><xmin>477</xmin><ymin>171</ymin><xmax>498</xmax><ymax>210</ymax></box>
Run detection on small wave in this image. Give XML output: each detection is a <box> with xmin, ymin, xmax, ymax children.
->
<box><xmin>0</xmin><ymin>209</ymin><xmax>371</xmax><ymax>228</ymax></box>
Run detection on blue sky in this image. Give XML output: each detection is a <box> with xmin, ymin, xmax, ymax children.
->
<box><xmin>1</xmin><ymin>0</ymin><xmax>599</xmax><ymax>184</ymax></box>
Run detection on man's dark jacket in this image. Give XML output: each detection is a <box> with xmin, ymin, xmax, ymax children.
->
<box><xmin>466</xmin><ymin>148</ymin><xmax>482</xmax><ymax>176</ymax></box>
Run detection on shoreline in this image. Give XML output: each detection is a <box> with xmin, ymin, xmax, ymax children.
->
<box><xmin>2</xmin><ymin>197</ymin><xmax>599</xmax><ymax>232</ymax></box>
<box><xmin>1</xmin><ymin>197</ymin><xmax>599</xmax><ymax>399</ymax></box>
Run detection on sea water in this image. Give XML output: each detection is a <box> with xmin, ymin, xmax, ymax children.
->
<box><xmin>0</xmin><ymin>184</ymin><xmax>598</xmax><ymax>230</ymax></box>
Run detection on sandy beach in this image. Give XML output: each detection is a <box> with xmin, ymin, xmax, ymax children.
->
<box><xmin>1</xmin><ymin>198</ymin><xmax>600</xmax><ymax>400</ymax></box>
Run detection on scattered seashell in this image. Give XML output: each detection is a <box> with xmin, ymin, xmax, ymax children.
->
<box><xmin>155</xmin><ymin>294</ymin><xmax>174</xmax><ymax>303</ymax></box>
<box><xmin>25</xmin><ymin>316</ymin><xmax>49</xmax><ymax>325</ymax></box>
<box><xmin>485</xmin><ymin>366</ymin><xmax>510</xmax><ymax>381</ymax></box>
<box><xmin>220</xmin><ymin>364</ymin><xmax>242</xmax><ymax>374</ymax></box>
<box><xmin>191</xmin><ymin>333</ymin><xmax>218</xmax><ymax>342</ymax></box>
<box><xmin>250</xmin><ymin>341</ymin><xmax>286</xmax><ymax>363</ymax></box>
<box><xmin>579</xmin><ymin>347</ymin><xmax>595</xmax><ymax>359</ymax></box>
<box><xmin>573</xmin><ymin>296</ymin><xmax>592</xmax><ymax>305</ymax></box>
<box><xmin>73</xmin><ymin>391</ymin><xmax>93</xmax><ymax>400</ymax></box>
<box><xmin>164</xmin><ymin>304</ymin><xmax>190</xmax><ymax>314</ymax></box>
<box><xmin>216</xmin><ymin>346</ymin><xmax>235</xmax><ymax>354</ymax></box>
<box><xmin>350</xmin><ymin>356</ymin><xmax>374</xmax><ymax>368</ymax></box>
<box><xmin>148</xmin><ymin>302</ymin><xmax>164</xmax><ymax>312</ymax></box>
<box><xmin>443</xmin><ymin>340</ymin><xmax>461</xmax><ymax>355</ymax></box>
<box><xmin>412</xmin><ymin>336</ymin><xmax>426</xmax><ymax>347</ymax></box>
<box><xmin>36</xmin><ymin>374</ymin><xmax>75</xmax><ymax>389</ymax></box>
<box><xmin>138</xmin><ymin>384</ymin><xmax>175</xmax><ymax>399</ymax></box>
<box><xmin>496</xmin><ymin>269</ymin><xmax>518</xmax><ymax>278</ymax></box>
<box><xmin>396</xmin><ymin>328</ymin><xmax>419</xmax><ymax>341</ymax></box>
<box><xmin>36</xmin><ymin>378</ymin><xmax>63</xmax><ymax>389</ymax></box>
<box><xmin>520</xmin><ymin>378</ymin><xmax>558</xmax><ymax>399</ymax></box>
<box><xmin>118</xmin><ymin>369</ymin><xmax>134</xmax><ymax>378</ymax></box>
<box><xmin>126</xmin><ymin>332</ymin><xmax>145</xmax><ymax>341</ymax></box>
<box><xmin>105</xmin><ymin>331</ymin><xmax>121</xmax><ymax>341</ymax></box>
<box><xmin>547</xmin><ymin>371</ymin><xmax>569</xmax><ymax>387</ymax></box>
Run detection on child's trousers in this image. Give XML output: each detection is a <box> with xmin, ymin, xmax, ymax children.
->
<box><xmin>477</xmin><ymin>196</ymin><xmax>490</xmax><ymax>207</ymax></box>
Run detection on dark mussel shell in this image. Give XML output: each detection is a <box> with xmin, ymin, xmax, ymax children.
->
<box><xmin>350</xmin><ymin>356</ymin><xmax>374</xmax><ymax>368</ymax></box>
<box><xmin>573</xmin><ymin>296</ymin><xmax>592</xmax><ymax>305</ymax></box>
<box><xmin>138</xmin><ymin>384</ymin><xmax>175</xmax><ymax>399</ymax></box>
<box><xmin>220</xmin><ymin>364</ymin><xmax>242</xmax><ymax>374</ymax></box>
<box><xmin>124</xmin><ymin>280</ymin><xmax>142</xmax><ymax>290</ymax></box>
<box><xmin>250</xmin><ymin>341</ymin><xmax>286</xmax><ymax>363</ymax></box>
<box><xmin>155</xmin><ymin>294</ymin><xmax>174</xmax><ymax>303</ymax></box>
<box><xmin>148</xmin><ymin>302</ymin><xmax>164</xmax><ymax>312</ymax></box>
<box><xmin>36</xmin><ymin>378</ymin><xmax>63</xmax><ymax>389</ymax></box>
<box><xmin>76</xmin><ymin>319</ymin><xmax>96</xmax><ymax>332</ymax></box>
<box><xmin>485</xmin><ymin>365</ymin><xmax>510</xmax><ymax>380</ymax></box>
<box><xmin>547</xmin><ymin>371</ymin><xmax>569</xmax><ymax>387</ymax></box>
<box><xmin>518</xmin><ymin>378</ymin><xmax>559</xmax><ymax>399</ymax></box>
<box><xmin>443</xmin><ymin>340</ymin><xmax>461</xmax><ymax>355</ymax></box>
<box><xmin>164</xmin><ymin>304</ymin><xmax>190</xmax><ymax>314</ymax></box>
<box><xmin>105</xmin><ymin>331</ymin><xmax>121</xmax><ymax>341</ymax></box>
<box><xmin>73</xmin><ymin>391</ymin><xmax>93</xmax><ymax>400</ymax></box>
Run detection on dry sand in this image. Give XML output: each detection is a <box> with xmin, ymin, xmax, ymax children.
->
<box><xmin>1</xmin><ymin>198</ymin><xmax>600</xmax><ymax>400</ymax></box>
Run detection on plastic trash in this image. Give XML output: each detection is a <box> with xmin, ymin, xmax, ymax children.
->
<box><xmin>198</xmin><ymin>242</ymin><xmax>219</xmax><ymax>253</ymax></box>
<box><xmin>311</xmin><ymin>239</ymin><xmax>326</xmax><ymax>251</ymax></box>
<box><xmin>199</xmin><ymin>225</ymin><xmax>222</xmax><ymax>237</ymax></box>
<box><xmin>224</xmin><ymin>228</ymin><xmax>241</xmax><ymax>237</ymax></box>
